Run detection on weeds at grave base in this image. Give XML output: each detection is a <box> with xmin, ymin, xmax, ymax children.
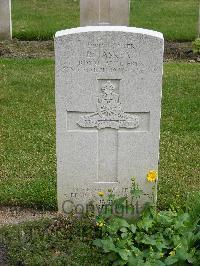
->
<box><xmin>192</xmin><ymin>38</ymin><xmax>200</xmax><ymax>54</ymax></box>
<box><xmin>93</xmin><ymin>174</ymin><xmax>200</xmax><ymax>265</ymax></box>
<box><xmin>0</xmin><ymin>174</ymin><xmax>199</xmax><ymax>265</ymax></box>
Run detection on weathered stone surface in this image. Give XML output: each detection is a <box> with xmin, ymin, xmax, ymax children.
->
<box><xmin>80</xmin><ymin>0</ymin><xmax>130</xmax><ymax>26</ymax></box>
<box><xmin>0</xmin><ymin>0</ymin><xmax>12</xmax><ymax>40</ymax></box>
<box><xmin>55</xmin><ymin>26</ymin><xmax>164</xmax><ymax>213</ymax></box>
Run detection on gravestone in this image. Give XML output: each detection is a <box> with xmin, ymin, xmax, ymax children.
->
<box><xmin>0</xmin><ymin>0</ymin><xmax>12</xmax><ymax>40</ymax></box>
<box><xmin>80</xmin><ymin>0</ymin><xmax>129</xmax><ymax>26</ymax></box>
<box><xmin>55</xmin><ymin>26</ymin><xmax>164</xmax><ymax>213</ymax></box>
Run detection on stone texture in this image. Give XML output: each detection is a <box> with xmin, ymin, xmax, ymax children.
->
<box><xmin>55</xmin><ymin>26</ymin><xmax>164</xmax><ymax>213</ymax></box>
<box><xmin>80</xmin><ymin>0</ymin><xmax>129</xmax><ymax>26</ymax></box>
<box><xmin>0</xmin><ymin>0</ymin><xmax>12</xmax><ymax>40</ymax></box>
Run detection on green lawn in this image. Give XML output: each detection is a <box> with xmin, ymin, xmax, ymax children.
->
<box><xmin>0</xmin><ymin>216</ymin><xmax>108</xmax><ymax>265</ymax></box>
<box><xmin>0</xmin><ymin>59</ymin><xmax>199</xmax><ymax>210</ymax></box>
<box><xmin>0</xmin><ymin>59</ymin><xmax>56</xmax><ymax>209</ymax></box>
<box><xmin>12</xmin><ymin>0</ymin><xmax>79</xmax><ymax>40</ymax></box>
<box><xmin>158</xmin><ymin>63</ymin><xmax>200</xmax><ymax>209</ymax></box>
<box><xmin>12</xmin><ymin>0</ymin><xmax>199</xmax><ymax>41</ymax></box>
<box><xmin>131</xmin><ymin>0</ymin><xmax>199</xmax><ymax>41</ymax></box>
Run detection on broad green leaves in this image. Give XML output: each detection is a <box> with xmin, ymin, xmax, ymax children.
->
<box><xmin>94</xmin><ymin>201</ymin><xmax>200</xmax><ymax>265</ymax></box>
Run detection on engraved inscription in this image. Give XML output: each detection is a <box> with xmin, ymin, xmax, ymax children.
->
<box><xmin>68</xmin><ymin>187</ymin><xmax>130</xmax><ymax>199</ymax></box>
<box><xmin>63</xmin><ymin>39</ymin><xmax>142</xmax><ymax>73</ymax></box>
<box><xmin>70</xmin><ymin>193</ymin><xmax>77</xmax><ymax>198</ymax></box>
<box><xmin>77</xmin><ymin>81</ymin><xmax>139</xmax><ymax>129</ymax></box>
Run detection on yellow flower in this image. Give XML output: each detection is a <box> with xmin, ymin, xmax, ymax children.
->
<box><xmin>96</xmin><ymin>221</ymin><xmax>104</xmax><ymax>227</ymax></box>
<box><xmin>98</xmin><ymin>191</ymin><xmax>105</xmax><ymax>197</ymax></box>
<box><xmin>169</xmin><ymin>251</ymin><xmax>176</xmax><ymax>256</ymax></box>
<box><xmin>146</xmin><ymin>170</ymin><xmax>157</xmax><ymax>182</ymax></box>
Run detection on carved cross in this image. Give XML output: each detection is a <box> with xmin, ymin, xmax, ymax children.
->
<box><xmin>67</xmin><ymin>80</ymin><xmax>150</xmax><ymax>184</ymax></box>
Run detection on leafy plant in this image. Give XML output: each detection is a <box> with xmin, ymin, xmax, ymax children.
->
<box><xmin>94</xmin><ymin>177</ymin><xmax>200</xmax><ymax>265</ymax></box>
<box><xmin>192</xmin><ymin>38</ymin><xmax>200</xmax><ymax>54</ymax></box>
<box><xmin>186</xmin><ymin>191</ymin><xmax>200</xmax><ymax>225</ymax></box>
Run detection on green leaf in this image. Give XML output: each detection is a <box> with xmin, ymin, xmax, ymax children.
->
<box><xmin>172</xmin><ymin>235</ymin><xmax>181</xmax><ymax>246</ymax></box>
<box><xmin>130</xmin><ymin>224</ymin><xmax>136</xmax><ymax>233</ymax></box>
<box><xmin>137</xmin><ymin>215</ymin><xmax>154</xmax><ymax>231</ymax></box>
<box><xmin>117</xmin><ymin>249</ymin><xmax>130</xmax><ymax>261</ymax></box>
<box><xmin>147</xmin><ymin>260</ymin><xmax>165</xmax><ymax>266</ymax></box>
<box><xmin>176</xmin><ymin>245</ymin><xmax>189</xmax><ymax>261</ymax></box>
<box><xmin>120</xmin><ymin>227</ymin><xmax>127</xmax><ymax>233</ymax></box>
<box><xmin>121</xmin><ymin>232</ymin><xmax>128</xmax><ymax>239</ymax></box>
<box><xmin>114</xmin><ymin>197</ymin><xmax>127</xmax><ymax>206</ymax></box>
<box><xmin>106</xmin><ymin>218</ymin><xmax>130</xmax><ymax>235</ymax></box>
<box><xmin>93</xmin><ymin>239</ymin><xmax>103</xmax><ymax>248</ymax></box>
<box><xmin>114</xmin><ymin>218</ymin><xmax>130</xmax><ymax>228</ymax></box>
<box><xmin>165</xmin><ymin>255</ymin><xmax>179</xmax><ymax>265</ymax></box>
<box><xmin>100</xmin><ymin>238</ymin><xmax>116</xmax><ymax>253</ymax></box>
<box><xmin>143</xmin><ymin>262</ymin><xmax>152</xmax><ymax>266</ymax></box>
<box><xmin>128</xmin><ymin>254</ymin><xmax>144</xmax><ymax>266</ymax></box>
<box><xmin>174</xmin><ymin>212</ymin><xmax>191</xmax><ymax>231</ymax></box>
<box><xmin>156</xmin><ymin>211</ymin><xmax>174</xmax><ymax>226</ymax></box>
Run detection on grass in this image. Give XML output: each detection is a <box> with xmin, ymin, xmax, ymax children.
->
<box><xmin>0</xmin><ymin>59</ymin><xmax>56</xmax><ymax>209</ymax></box>
<box><xmin>158</xmin><ymin>63</ymin><xmax>200</xmax><ymax>209</ymax></box>
<box><xmin>12</xmin><ymin>0</ymin><xmax>79</xmax><ymax>40</ymax></box>
<box><xmin>186</xmin><ymin>191</ymin><xmax>200</xmax><ymax>222</ymax></box>
<box><xmin>0</xmin><ymin>216</ymin><xmax>108</xmax><ymax>265</ymax></box>
<box><xmin>11</xmin><ymin>0</ymin><xmax>199</xmax><ymax>41</ymax></box>
<box><xmin>0</xmin><ymin>59</ymin><xmax>199</xmax><ymax>210</ymax></box>
<box><xmin>130</xmin><ymin>0</ymin><xmax>199</xmax><ymax>41</ymax></box>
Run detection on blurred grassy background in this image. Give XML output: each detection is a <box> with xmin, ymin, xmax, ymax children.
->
<box><xmin>11</xmin><ymin>0</ymin><xmax>199</xmax><ymax>41</ymax></box>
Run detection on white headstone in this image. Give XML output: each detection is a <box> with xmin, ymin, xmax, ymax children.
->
<box><xmin>55</xmin><ymin>26</ymin><xmax>164</xmax><ymax>214</ymax></box>
<box><xmin>0</xmin><ymin>0</ymin><xmax>12</xmax><ymax>40</ymax></box>
<box><xmin>80</xmin><ymin>0</ymin><xmax>129</xmax><ymax>26</ymax></box>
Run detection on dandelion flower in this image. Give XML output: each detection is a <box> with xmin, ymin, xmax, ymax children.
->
<box><xmin>146</xmin><ymin>170</ymin><xmax>157</xmax><ymax>182</ymax></box>
<box><xmin>96</xmin><ymin>221</ymin><xmax>104</xmax><ymax>227</ymax></box>
<box><xmin>98</xmin><ymin>191</ymin><xmax>105</xmax><ymax>197</ymax></box>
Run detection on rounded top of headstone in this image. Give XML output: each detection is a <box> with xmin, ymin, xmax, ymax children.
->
<box><xmin>55</xmin><ymin>26</ymin><xmax>164</xmax><ymax>40</ymax></box>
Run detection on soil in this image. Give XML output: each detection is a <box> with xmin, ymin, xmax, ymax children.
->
<box><xmin>0</xmin><ymin>244</ymin><xmax>7</xmax><ymax>266</ymax></box>
<box><xmin>0</xmin><ymin>206</ymin><xmax>57</xmax><ymax>227</ymax></box>
<box><xmin>0</xmin><ymin>39</ymin><xmax>199</xmax><ymax>61</ymax></box>
<box><xmin>164</xmin><ymin>41</ymin><xmax>200</xmax><ymax>62</ymax></box>
<box><xmin>0</xmin><ymin>39</ymin><xmax>54</xmax><ymax>59</ymax></box>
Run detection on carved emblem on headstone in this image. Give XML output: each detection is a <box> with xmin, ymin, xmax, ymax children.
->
<box><xmin>77</xmin><ymin>81</ymin><xmax>140</xmax><ymax>129</ymax></box>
